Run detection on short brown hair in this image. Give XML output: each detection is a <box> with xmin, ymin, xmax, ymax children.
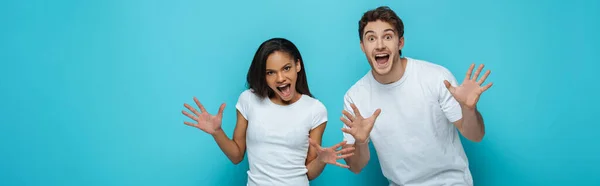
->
<box><xmin>358</xmin><ymin>6</ymin><xmax>404</xmax><ymax>56</ymax></box>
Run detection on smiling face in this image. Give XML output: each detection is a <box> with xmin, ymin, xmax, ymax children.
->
<box><xmin>265</xmin><ymin>51</ymin><xmax>302</xmax><ymax>104</ymax></box>
<box><xmin>360</xmin><ymin>20</ymin><xmax>404</xmax><ymax>76</ymax></box>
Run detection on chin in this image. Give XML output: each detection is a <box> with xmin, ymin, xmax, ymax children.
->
<box><xmin>281</xmin><ymin>97</ymin><xmax>293</xmax><ymax>102</ymax></box>
<box><xmin>371</xmin><ymin>62</ymin><xmax>393</xmax><ymax>75</ymax></box>
<box><xmin>374</xmin><ymin>69</ymin><xmax>391</xmax><ymax>75</ymax></box>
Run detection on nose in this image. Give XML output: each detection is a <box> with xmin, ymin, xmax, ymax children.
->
<box><xmin>376</xmin><ymin>38</ymin><xmax>385</xmax><ymax>50</ymax></box>
<box><xmin>276</xmin><ymin>72</ymin><xmax>285</xmax><ymax>83</ymax></box>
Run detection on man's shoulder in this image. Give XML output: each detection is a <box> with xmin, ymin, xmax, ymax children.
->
<box><xmin>408</xmin><ymin>57</ymin><xmax>458</xmax><ymax>85</ymax></box>
<box><xmin>344</xmin><ymin>71</ymin><xmax>373</xmax><ymax>99</ymax></box>
<box><xmin>408</xmin><ymin>57</ymin><xmax>453</xmax><ymax>75</ymax></box>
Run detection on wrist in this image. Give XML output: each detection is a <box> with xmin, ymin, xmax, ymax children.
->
<box><xmin>316</xmin><ymin>156</ymin><xmax>327</xmax><ymax>164</ymax></box>
<box><xmin>355</xmin><ymin>138</ymin><xmax>369</xmax><ymax>145</ymax></box>
<box><xmin>211</xmin><ymin>128</ymin><xmax>224</xmax><ymax>137</ymax></box>
<box><xmin>460</xmin><ymin>104</ymin><xmax>477</xmax><ymax>112</ymax></box>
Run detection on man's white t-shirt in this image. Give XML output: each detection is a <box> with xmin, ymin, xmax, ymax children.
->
<box><xmin>342</xmin><ymin>57</ymin><xmax>473</xmax><ymax>186</ymax></box>
<box><xmin>236</xmin><ymin>89</ymin><xmax>328</xmax><ymax>186</ymax></box>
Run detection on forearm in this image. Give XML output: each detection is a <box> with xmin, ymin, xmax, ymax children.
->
<box><xmin>305</xmin><ymin>158</ymin><xmax>326</xmax><ymax>180</ymax></box>
<box><xmin>212</xmin><ymin>129</ymin><xmax>244</xmax><ymax>164</ymax></box>
<box><xmin>459</xmin><ymin>106</ymin><xmax>485</xmax><ymax>142</ymax></box>
<box><xmin>346</xmin><ymin>141</ymin><xmax>370</xmax><ymax>174</ymax></box>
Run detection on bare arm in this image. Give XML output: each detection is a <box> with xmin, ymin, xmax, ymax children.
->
<box><xmin>340</xmin><ymin>103</ymin><xmax>380</xmax><ymax>174</ymax></box>
<box><xmin>211</xmin><ymin>110</ymin><xmax>248</xmax><ymax>164</ymax></box>
<box><xmin>443</xmin><ymin>63</ymin><xmax>493</xmax><ymax>143</ymax></box>
<box><xmin>182</xmin><ymin>97</ymin><xmax>247</xmax><ymax>164</ymax></box>
<box><xmin>343</xmin><ymin>141</ymin><xmax>370</xmax><ymax>174</ymax></box>
<box><xmin>453</xmin><ymin>107</ymin><xmax>485</xmax><ymax>142</ymax></box>
<box><xmin>305</xmin><ymin>123</ymin><xmax>327</xmax><ymax>180</ymax></box>
<box><xmin>305</xmin><ymin>122</ymin><xmax>356</xmax><ymax>180</ymax></box>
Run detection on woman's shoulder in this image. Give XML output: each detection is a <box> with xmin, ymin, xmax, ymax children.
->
<box><xmin>301</xmin><ymin>95</ymin><xmax>327</xmax><ymax>111</ymax></box>
<box><xmin>237</xmin><ymin>89</ymin><xmax>263</xmax><ymax>103</ymax></box>
<box><xmin>239</xmin><ymin>89</ymin><xmax>254</xmax><ymax>96</ymax></box>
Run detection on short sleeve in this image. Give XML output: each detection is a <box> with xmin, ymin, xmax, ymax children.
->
<box><xmin>235</xmin><ymin>90</ymin><xmax>251</xmax><ymax>120</ymax></box>
<box><xmin>438</xmin><ymin>68</ymin><xmax>463</xmax><ymax>123</ymax></box>
<box><xmin>342</xmin><ymin>93</ymin><xmax>357</xmax><ymax>144</ymax></box>
<box><xmin>311</xmin><ymin>101</ymin><xmax>328</xmax><ymax>130</ymax></box>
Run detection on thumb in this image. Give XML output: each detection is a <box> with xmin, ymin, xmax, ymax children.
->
<box><xmin>372</xmin><ymin>108</ymin><xmax>382</xmax><ymax>119</ymax></box>
<box><xmin>443</xmin><ymin>80</ymin><xmax>455</xmax><ymax>94</ymax></box>
<box><xmin>332</xmin><ymin>140</ymin><xmax>347</xmax><ymax>150</ymax></box>
<box><xmin>217</xmin><ymin>103</ymin><xmax>226</xmax><ymax>117</ymax></box>
<box><xmin>309</xmin><ymin>138</ymin><xmax>321</xmax><ymax>149</ymax></box>
<box><xmin>341</xmin><ymin>127</ymin><xmax>354</xmax><ymax>135</ymax></box>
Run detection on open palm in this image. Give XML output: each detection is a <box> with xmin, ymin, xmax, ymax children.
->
<box><xmin>309</xmin><ymin>139</ymin><xmax>355</xmax><ymax>168</ymax></box>
<box><xmin>340</xmin><ymin>103</ymin><xmax>381</xmax><ymax>144</ymax></box>
<box><xmin>444</xmin><ymin>63</ymin><xmax>493</xmax><ymax>110</ymax></box>
<box><xmin>181</xmin><ymin>97</ymin><xmax>226</xmax><ymax>135</ymax></box>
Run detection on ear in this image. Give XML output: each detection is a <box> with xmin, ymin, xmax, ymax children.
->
<box><xmin>398</xmin><ymin>36</ymin><xmax>405</xmax><ymax>50</ymax></box>
<box><xmin>295</xmin><ymin>60</ymin><xmax>302</xmax><ymax>73</ymax></box>
<box><xmin>360</xmin><ymin>40</ymin><xmax>365</xmax><ymax>53</ymax></box>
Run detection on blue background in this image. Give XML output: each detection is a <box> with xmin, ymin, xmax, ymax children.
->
<box><xmin>1</xmin><ymin>0</ymin><xmax>598</xmax><ymax>185</ymax></box>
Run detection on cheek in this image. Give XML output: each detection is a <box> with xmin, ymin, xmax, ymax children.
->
<box><xmin>286</xmin><ymin>71</ymin><xmax>295</xmax><ymax>77</ymax></box>
<box><xmin>265</xmin><ymin>76</ymin><xmax>276</xmax><ymax>87</ymax></box>
<box><xmin>287</xmin><ymin>71</ymin><xmax>298</xmax><ymax>81</ymax></box>
<box><xmin>386</xmin><ymin>40</ymin><xmax>398</xmax><ymax>48</ymax></box>
<box><xmin>365</xmin><ymin>44</ymin><xmax>376</xmax><ymax>53</ymax></box>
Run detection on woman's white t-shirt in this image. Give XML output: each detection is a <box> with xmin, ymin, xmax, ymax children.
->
<box><xmin>236</xmin><ymin>89</ymin><xmax>328</xmax><ymax>186</ymax></box>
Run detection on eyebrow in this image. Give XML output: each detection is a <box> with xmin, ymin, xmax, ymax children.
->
<box><xmin>364</xmin><ymin>29</ymin><xmax>396</xmax><ymax>36</ymax></box>
<box><xmin>266</xmin><ymin>62</ymin><xmax>292</xmax><ymax>71</ymax></box>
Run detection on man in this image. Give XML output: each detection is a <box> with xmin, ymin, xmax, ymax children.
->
<box><xmin>340</xmin><ymin>6</ymin><xmax>493</xmax><ymax>186</ymax></box>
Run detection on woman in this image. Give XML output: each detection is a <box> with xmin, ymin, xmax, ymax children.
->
<box><xmin>182</xmin><ymin>38</ymin><xmax>354</xmax><ymax>185</ymax></box>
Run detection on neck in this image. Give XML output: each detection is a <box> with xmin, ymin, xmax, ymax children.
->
<box><xmin>372</xmin><ymin>57</ymin><xmax>407</xmax><ymax>84</ymax></box>
<box><xmin>270</xmin><ymin>91</ymin><xmax>302</xmax><ymax>105</ymax></box>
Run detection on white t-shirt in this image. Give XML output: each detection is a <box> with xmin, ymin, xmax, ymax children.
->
<box><xmin>342</xmin><ymin>57</ymin><xmax>473</xmax><ymax>186</ymax></box>
<box><xmin>236</xmin><ymin>89</ymin><xmax>328</xmax><ymax>186</ymax></box>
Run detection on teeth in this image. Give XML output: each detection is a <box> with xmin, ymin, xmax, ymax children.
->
<box><xmin>278</xmin><ymin>84</ymin><xmax>288</xmax><ymax>88</ymax></box>
<box><xmin>376</xmin><ymin>54</ymin><xmax>389</xmax><ymax>57</ymax></box>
